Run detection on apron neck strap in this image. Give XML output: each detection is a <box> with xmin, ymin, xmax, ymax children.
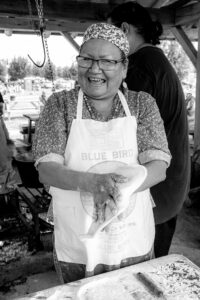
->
<box><xmin>117</xmin><ymin>90</ymin><xmax>131</xmax><ymax>116</ymax></box>
<box><xmin>76</xmin><ymin>89</ymin><xmax>131</xmax><ymax>119</ymax></box>
<box><xmin>77</xmin><ymin>89</ymin><xmax>83</xmax><ymax>119</ymax></box>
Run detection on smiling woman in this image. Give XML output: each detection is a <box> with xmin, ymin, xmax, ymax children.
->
<box><xmin>77</xmin><ymin>38</ymin><xmax>128</xmax><ymax>114</ymax></box>
<box><xmin>32</xmin><ymin>23</ymin><xmax>171</xmax><ymax>284</ymax></box>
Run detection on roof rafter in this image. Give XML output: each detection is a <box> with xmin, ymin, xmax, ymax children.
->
<box><xmin>175</xmin><ymin>2</ymin><xmax>200</xmax><ymax>26</ymax></box>
<box><xmin>0</xmin><ymin>0</ymin><xmax>199</xmax><ymax>41</ymax></box>
<box><xmin>170</xmin><ymin>26</ymin><xmax>197</xmax><ymax>66</ymax></box>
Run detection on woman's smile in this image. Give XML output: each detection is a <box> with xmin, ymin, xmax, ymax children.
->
<box><xmin>88</xmin><ymin>76</ymin><xmax>106</xmax><ymax>85</ymax></box>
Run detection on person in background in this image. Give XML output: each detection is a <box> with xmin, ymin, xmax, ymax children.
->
<box><xmin>33</xmin><ymin>23</ymin><xmax>171</xmax><ymax>283</ymax></box>
<box><xmin>0</xmin><ymin>92</ymin><xmax>16</xmax><ymax>193</ymax></box>
<box><xmin>108</xmin><ymin>1</ymin><xmax>190</xmax><ymax>258</ymax></box>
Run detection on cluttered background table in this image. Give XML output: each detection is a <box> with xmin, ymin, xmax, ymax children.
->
<box><xmin>16</xmin><ymin>254</ymin><xmax>200</xmax><ymax>299</ymax></box>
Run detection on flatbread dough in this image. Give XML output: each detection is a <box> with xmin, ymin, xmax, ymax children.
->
<box><xmin>77</xmin><ymin>279</ymin><xmax>133</xmax><ymax>300</ymax></box>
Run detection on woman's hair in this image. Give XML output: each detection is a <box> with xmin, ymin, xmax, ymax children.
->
<box><xmin>107</xmin><ymin>1</ymin><xmax>163</xmax><ymax>45</ymax></box>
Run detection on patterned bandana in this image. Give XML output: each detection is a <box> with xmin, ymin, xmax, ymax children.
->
<box><xmin>82</xmin><ymin>23</ymin><xmax>129</xmax><ymax>57</ymax></box>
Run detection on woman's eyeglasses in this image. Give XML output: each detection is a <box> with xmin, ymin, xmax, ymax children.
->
<box><xmin>76</xmin><ymin>55</ymin><xmax>124</xmax><ymax>71</ymax></box>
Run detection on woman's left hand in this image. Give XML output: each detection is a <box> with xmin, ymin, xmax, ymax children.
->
<box><xmin>91</xmin><ymin>173</ymin><xmax>128</xmax><ymax>222</ymax></box>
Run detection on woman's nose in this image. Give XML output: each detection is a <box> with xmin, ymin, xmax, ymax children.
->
<box><xmin>90</xmin><ymin>60</ymin><xmax>101</xmax><ymax>72</ymax></box>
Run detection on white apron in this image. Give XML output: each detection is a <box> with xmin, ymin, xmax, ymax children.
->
<box><xmin>50</xmin><ymin>89</ymin><xmax>155</xmax><ymax>271</ymax></box>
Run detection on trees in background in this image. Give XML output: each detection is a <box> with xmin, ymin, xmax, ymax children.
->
<box><xmin>0</xmin><ymin>41</ymin><xmax>195</xmax><ymax>89</ymax></box>
<box><xmin>8</xmin><ymin>57</ymin><xmax>31</xmax><ymax>81</ymax></box>
<box><xmin>0</xmin><ymin>61</ymin><xmax>7</xmax><ymax>82</ymax></box>
<box><xmin>161</xmin><ymin>40</ymin><xmax>196</xmax><ymax>84</ymax></box>
<box><xmin>32</xmin><ymin>62</ymin><xmax>43</xmax><ymax>77</ymax></box>
<box><xmin>62</xmin><ymin>66</ymin><xmax>71</xmax><ymax>79</ymax></box>
<box><xmin>2</xmin><ymin>56</ymin><xmax>77</xmax><ymax>82</ymax></box>
<box><xmin>43</xmin><ymin>62</ymin><xmax>56</xmax><ymax>81</ymax></box>
<box><xmin>69</xmin><ymin>64</ymin><xmax>78</xmax><ymax>80</ymax></box>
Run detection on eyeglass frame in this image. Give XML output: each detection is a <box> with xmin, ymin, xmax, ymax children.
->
<box><xmin>76</xmin><ymin>55</ymin><xmax>126</xmax><ymax>71</ymax></box>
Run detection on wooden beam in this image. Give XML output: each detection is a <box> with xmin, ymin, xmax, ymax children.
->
<box><xmin>0</xmin><ymin>29</ymin><xmax>60</xmax><ymax>35</ymax></box>
<box><xmin>0</xmin><ymin>0</ymin><xmax>199</xmax><ymax>37</ymax></box>
<box><xmin>0</xmin><ymin>0</ymin><xmax>175</xmax><ymax>27</ymax></box>
<box><xmin>175</xmin><ymin>2</ymin><xmax>200</xmax><ymax>26</ymax></box>
<box><xmin>138</xmin><ymin>0</ymin><xmax>159</xmax><ymax>7</ymax></box>
<box><xmin>61</xmin><ymin>31</ymin><xmax>80</xmax><ymax>52</ymax></box>
<box><xmin>194</xmin><ymin>19</ymin><xmax>200</xmax><ymax>150</ymax></box>
<box><xmin>0</xmin><ymin>16</ymin><xmax>92</xmax><ymax>32</ymax></box>
<box><xmin>0</xmin><ymin>0</ymin><xmax>110</xmax><ymax>21</ymax></box>
<box><xmin>170</xmin><ymin>26</ymin><xmax>197</xmax><ymax>67</ymax></box>
<box><xmin>151</xmin><ymin>0</ymin><xmax>170</xmax><ymax>9</ymax></box>
<box><xmin>162</xmin><ymin>27</ymin><xmax>198</xmax><ymax>41</ymax></box>
<box><xmin>168</xmin><ymin>0</ymin><xmax>192</xmax><ymax>10</ymax></box>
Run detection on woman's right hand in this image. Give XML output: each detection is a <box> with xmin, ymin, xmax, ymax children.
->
<box><xmin>84</xmin><ymin>173</ymin><xmax>128</xmax><ymax>222</ymax></box>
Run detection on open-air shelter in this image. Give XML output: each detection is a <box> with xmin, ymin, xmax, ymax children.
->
<box><xmin>0</xmin><ymin>1</ymin><xmax>200</xmax><ymax>296</ymax></box>
<box><xmin>0</xmin><ymin>0</ymin><xmax>200</xmax><ymax>149</ymax></box>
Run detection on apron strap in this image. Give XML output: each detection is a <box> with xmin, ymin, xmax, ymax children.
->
<box><xmin>118</xmin><ymin>90</ymin><xmax>131</xmax><ymax>117</ymax></box>
<box><xmin>77</xmin><ymin>89</ymin><xmax>83</xmax><ymax>119</ymax></box>
<box><xmin>76</xmin><ymin>89</ymin><xmax>131</xmax><ymax>119</ymax></box>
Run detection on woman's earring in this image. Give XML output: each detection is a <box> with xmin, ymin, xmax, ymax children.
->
<box><xmin>122</xmin><ymin>81</ymin><xmax>127</xmax><ymax>89</ymax></box>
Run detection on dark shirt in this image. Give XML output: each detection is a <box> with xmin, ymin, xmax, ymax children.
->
<box><xmin>126</xmin><ymin>46</ymin><xmax>190</xmax><ymax>224</ymax></box>
<box><xmin>0</xmin><ymin>117</ymin><xmax>10</xmax><ymax>172</ymax></box>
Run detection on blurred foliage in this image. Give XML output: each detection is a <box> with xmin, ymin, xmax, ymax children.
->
<box><xmin>8</xmin><ymin>57</ymin><xmax>31</xmax><ymax>81</ymax></box>
<box><xmin>2</xmin><ymin>41</ymin><xmax>195</xmax><ymax>87</ymax></box>
<box><xmin>32</xmin><ymin>62</ymin><xmax>43</xmax><ymax>77</ymax></box>
<box><xmin>1</xmin><ymin>57</ymin><xmax>77</xmax><ymax>82</ymax></box>
<box><xmin>0</xmin><ymin>61</ymin><xmax>7</xmax><ymax>82</ymax></box>
<box><xmin>69</xmin><ymin>64</ymin><xmax>78</xmax><ymax>81</ymax></box>
<box><xmin>42</xmin><ymin>62</ymin><xmax>56</xmax><ymax>81</ymax></box>
<box><xmin>160</xmin><ymin>40</ymin><xmax>195</xmax><ymax>82</ymax></box>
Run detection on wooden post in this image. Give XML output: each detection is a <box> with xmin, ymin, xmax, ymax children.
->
<box><xmin>61</xmin><ymin>31</ymin><xmax>80</xmax><ymax>52</ymax></box>
<box><xmin>194</xmin><ymin>20</ymin><xmax>200</xmax><ymax>151</ymax></box>
<box><xmin>170</xmin><ymin>26</ymin><xmax>197</xmax><ymax>68</ymax></box>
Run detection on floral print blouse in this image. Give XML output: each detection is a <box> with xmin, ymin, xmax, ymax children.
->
<box><xmin>32</xmin><ymin>87</ymin><xmax>171</xmax><ymax>167</ymax></box>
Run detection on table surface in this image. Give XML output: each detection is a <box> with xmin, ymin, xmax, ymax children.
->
<box><xmin>16</xmin><ymin>254</ymin><xmax>200</xmax><ymax>299</ymax></box>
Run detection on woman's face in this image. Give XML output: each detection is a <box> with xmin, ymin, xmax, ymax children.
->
<box><xmin>78</xmin><ymin>39</ymin><xmax>127</xmax><ymax>102</ymax></box>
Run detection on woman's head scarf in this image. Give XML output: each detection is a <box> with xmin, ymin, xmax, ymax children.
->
<box><xmin>81</xmin><ymin>23</ymin><xmax>129</xmax><ymax>57</ymax></box>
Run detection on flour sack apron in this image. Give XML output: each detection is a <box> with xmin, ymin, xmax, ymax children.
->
<box><xmin>50</xmin><ymin>89</ymin><xmax>155</xmax><ymax>273</ymax></box>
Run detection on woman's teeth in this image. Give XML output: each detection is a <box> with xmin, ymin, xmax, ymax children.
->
<box><xmin>89</xmin><ymin>78</ymin><xmax>105</xmax><ymax>83</ymax></box>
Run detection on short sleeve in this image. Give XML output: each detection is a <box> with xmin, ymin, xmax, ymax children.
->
<box><xmin>32</xmin><ymin>92</ymin><xmax>68</xmax><ymax>164</ymax></box>
<box><xmin>136</xmin><ymin>92</ymin><xmax>171</xmax><ymax>166</ymax></box>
